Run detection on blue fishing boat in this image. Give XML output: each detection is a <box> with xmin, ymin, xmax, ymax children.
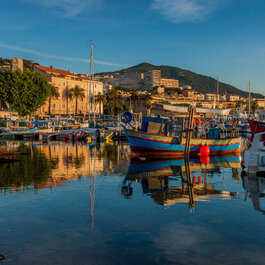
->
<box><xmin>122</xmin><ymin>115</ymin><xmax>241</xmax><ymax>158</ymax></box>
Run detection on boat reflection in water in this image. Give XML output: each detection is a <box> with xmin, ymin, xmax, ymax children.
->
<box><xmin>242</xmin><ymin>170</ymin><xmax>265</xmax><ymax>214</ymax></box>
<box><xmin>122</xmin><ymin>156</ymin><xmax>241</xmax><ymax>208</ymax></box>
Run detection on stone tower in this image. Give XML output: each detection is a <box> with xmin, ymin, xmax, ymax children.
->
<box><xmin>12</xmin><ymin>57</ymin><xmax>23</xmax><ymax>72</ymax></box>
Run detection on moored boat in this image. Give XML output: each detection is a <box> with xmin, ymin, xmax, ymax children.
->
<box><xmin>125</xmin><ymin>129</ymin><xmax>241</xmax><ymax>158</ymax></box>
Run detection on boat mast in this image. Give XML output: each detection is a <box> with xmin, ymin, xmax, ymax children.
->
<box><xmin>89</xmin><ymin>42</ymin><xmax>92</xmax><ymax>123</ymax></box>
<box><xmin>248</xmin><ymin>81</ymin><xmax>251</xmax><ymax>114</ymax></box>
<box><xmin>216</xmin><ymin>76</ymin><xmax>219</xmax><ymax>108</ymax></box>
<box><xmin>90</xmin><ymin>41</ymin><xmax>96</xmax><ymax>127</ymax></box>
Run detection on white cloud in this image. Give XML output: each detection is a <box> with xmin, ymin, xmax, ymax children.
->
<box><xmin>151</xmin><ymin>0</ymin><xmax>224</xmax><ymax>23</ymax></box>
<box><xmin>22</xmin><ymin>0</ymin><xmax>102</xmax><ymax>17</ymax></box>
<box><xmin>0</xmin><ymin>42</ymin><xmax>127</xmax><ymax>68</ymax></box>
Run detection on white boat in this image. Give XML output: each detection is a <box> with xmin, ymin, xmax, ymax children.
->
<box><xmin>243</xmin><ymin>131</ymin><xmax>265</xmax><ymax>175</ymax></box>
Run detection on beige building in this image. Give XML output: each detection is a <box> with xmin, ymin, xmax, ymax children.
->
<box><xmin>97</xmin><ymin>70</ymin><xmax>179</xmax><ymax>91</ymax></box>
<box><xmin>160</xmin><ymin>78</ymin><xmax>179</xmax><ymax>88</ymax></box>
<box><xmin>34</xmin><ymin>65</ymin><xmax>103</xmax><ymax>116</ymax></box>
<box><xmin>12</xmin><ymin>57</ymin><xmax>23</xmax><ymax>72</ymax></box>
<box><xmin>228</xmin><ymin>95</ymin><xmax>240</xmax><ymax>102</ymax></box>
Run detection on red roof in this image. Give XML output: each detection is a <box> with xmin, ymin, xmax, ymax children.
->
<box><xmin>36</xmin><ymin>65</ymin><xmax>85</xmax><ymax>79</ymax></box>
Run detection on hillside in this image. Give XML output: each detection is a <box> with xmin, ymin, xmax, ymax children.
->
<box><xmin>0</xmin><ymin>58</ymin><xmax>38</xmax><ymax>71</ymax></box>
<box><xmin>100</xmin><ymin>62</ymin><xmax>264</xmax><ymax>99</ymax></box>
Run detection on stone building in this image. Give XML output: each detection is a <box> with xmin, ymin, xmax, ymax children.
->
<box><xmin>34</xmin><ymin>65</ymin><xmax>103</xmax><ymax>116</ymax></box>
<box><xmin>12</xmin><ymin>57</ymin><xmax>23</xmax><ymax>72</ymax></box>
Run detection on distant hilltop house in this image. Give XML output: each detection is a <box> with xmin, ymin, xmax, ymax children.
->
<box><xmin>0</xmin><ymin>57</ymin><xmax>23</xmax><ymax>72</ymax></box>
<box><xmin>96</xmin><ymin>70</ymin><xmax>180</xmax><ymax>91</ymax></box>
<box><xmin>33</xmin><ymin>64</ymin><xmax>104</xmax><ymax>116</ymax></box>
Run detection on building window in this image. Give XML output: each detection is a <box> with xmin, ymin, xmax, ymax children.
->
<box><xmin>63</xmin><ymin>104</ymin><xmax>65</xmax><ymax>108</ymax></box>
<box><xmin>53</xmin><ymin>104</ymin><xmax>56</xmax><ymax>108</ymax></box>
<box><xmin>63</xmin><ymin>82</ymin><xmax>66</xmax><ymax>86</ymax></box>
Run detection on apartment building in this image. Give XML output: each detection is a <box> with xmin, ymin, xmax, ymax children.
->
<box><xmin>34</xmin><ymin>65</ymin><xmax>103</xmax><ymax>116</ymax></box>
<box><xmin>160</xmin><ymin>78</ymin><xmax>179</xmax><ymax>88</ymax></box>
<box><xmin>97</xmin><ymin>70</ymin><xmax>179</xmax><ymax>91</ymax></box>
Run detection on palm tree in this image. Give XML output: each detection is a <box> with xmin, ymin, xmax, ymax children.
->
<box><xmin>95</xmin><ymin>92</ymin><xmax>106</xmax><ymax>116</ymax></box>
<box><xmin>63</xmin><ymin>87</ymin><xmax>71</xmax><ymax>115</ymax></box>
<box><xmin>130</xmin><ymin>89</ymin><xmax>140</xmax><ymax>110</ymax></box>
<box><xmin>48</xmin><ymin>85</ymin><xmax>60</xmax><ymax>116</ymax></box>
<box><xmin>144</xmin><ymin>92</ymin><xmax>153</xmax><ymax>115</ymax></box>
<box><xmin>69</xmin><ymin>85</ymin><xmax>85</xmax><ymax>115</ymax></box>
<box><xmin>251</xmin><ymin>101</ymin><xmax>259</xmax><ymax>114</ymax></box>
<box><xmin>107</xmin><ymin>88</ymin><xmax>121</xmax><ymax>115</ymax></box>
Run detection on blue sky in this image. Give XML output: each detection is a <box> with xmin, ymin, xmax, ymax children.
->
<box><xmin>1</xmin><ymin>0</ymin><xmax>265</xmax><ymax>94</ymax></box>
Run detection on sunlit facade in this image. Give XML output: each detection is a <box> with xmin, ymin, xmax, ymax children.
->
<box><xmin>34</xmin><ymin>65</ymin><xmax>104</xmax><ymax>116</ymax></box>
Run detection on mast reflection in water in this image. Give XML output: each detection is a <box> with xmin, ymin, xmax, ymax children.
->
<box><xmin>1</xmin><ymin>142</ymin><xmax>265</xmax><ymax>265</ymax></box>
<box><xmin>123</xmin><ymin>156</ymin><xmax>241</xmax><ymax>208</ymax></box>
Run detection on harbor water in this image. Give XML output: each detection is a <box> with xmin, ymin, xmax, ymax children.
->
<box><xmin>0</xmin><ymin>141</ymin><xmax>265</xmax><ymax>265</ymax></box>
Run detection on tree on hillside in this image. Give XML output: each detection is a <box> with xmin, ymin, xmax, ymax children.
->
<box><xmin>69</xmin><ymin>85</ymin><xmax>85</xmax><ymax>115</ymax></box>
<box><xmin>95</xmin><ymin>92</ymin><xmax>106</xmax><ymax>116</ymax></box>
<box><xmin>0</xmin><ymin>69</ymin><xmax>51</xmax><ymax>116</ymax></box>
<box><xmin>0</xmin><ymin>69</ymin><xmax>14</xmax><ymax>109</ymax></box>
<box><xmin>48</xmin><ymin>85</ymin><xmax>60</xmax><ymax>116</ymax></box>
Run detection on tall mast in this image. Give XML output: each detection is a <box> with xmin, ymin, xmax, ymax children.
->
<box><xmin>217</xmin><ymin>76</ymin><xmax>219</xmax><ymax>107</ymax></box>
<box><xmin>89</xmin><ymin>42</ymin><xmax>93</xmax><ymax>123</ymax></box>
<box><xmin>248</xmin><ymin>81</ymin><xmax>251</xmax><ymax>114</ymax></box>
<box><xmin>90</xmin><ymin>41</ymin><xmax>96</xmax><ymax>127</ymax></box>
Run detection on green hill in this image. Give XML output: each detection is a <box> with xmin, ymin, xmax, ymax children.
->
<box><xmin>100</xmin><ymin>62</ymin><xmax>264</xmax><ymax>98</ymax></box>
<box><xmin>0</xmin><ymin>58</ymin><xmax>38</xmax><ymax>71</ymax></box>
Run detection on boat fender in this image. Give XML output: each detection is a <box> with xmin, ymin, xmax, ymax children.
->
<box><xmin>122</xmin><ymin>111</ymin><xmax>132</xmax><ymax>124</ymax></box>
<box><xmin>193</xmin><ymin>118</ymin><xmax>201</xmax><ymax>126</ymax></box>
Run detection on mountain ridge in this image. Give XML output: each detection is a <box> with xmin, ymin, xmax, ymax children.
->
<box><xmin>99</xmin><ymin>62</ymin><xmax>264</xmax><ymax>99</ymax></box>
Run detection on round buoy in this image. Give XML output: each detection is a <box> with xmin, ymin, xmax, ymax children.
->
<box><xmin>200</xmin><ymin>155</ymin><xmax>210</xmax><ymax>164</ymax></box>
<box><xmin>200</xmin><ymin>145</ymin><xmax>210</xmax><ymax>156</ymax></box>
<box><xmin>122</xmin><ymin>111</ymin><xmax>132</xmax><ymax>123</ymax></box>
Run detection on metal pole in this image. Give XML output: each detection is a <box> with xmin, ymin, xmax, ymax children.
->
<box><xmin>217</xmin><ymin>76</ymin><xmax>219</xmax><ymax>107</ymax></box>
<box><xmin>248</xmin><ymin>81</ymin><xmax>251</xmax><ymax>114</ymax></box>
<box><xmin>9</xmin><ymin>103</ymin><xmax>12</xmax><ymax>131</ymax></box>
<box><xmin>89</xmin><ymin>42</ymin><xmax>92</xmax><ymax>124</ymax></box>
<box><xmin>184</xmin><ymin>106</ymin><xmax>195</xmax><ymax>158</ymax></box>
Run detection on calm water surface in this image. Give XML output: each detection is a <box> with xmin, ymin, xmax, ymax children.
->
<box><xmin>0</xmin><ymin>141</ymin><xmax>264</xmax><ymax>265</ymax></box>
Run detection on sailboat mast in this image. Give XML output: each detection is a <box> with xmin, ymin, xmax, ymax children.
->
<box><xmin>90</xmin><ymin>41</ymin><xmax>96</xmax><ymax>127</ymax></box>
<box><xmin>89</xmin><ymin>42</ymin><xmax>93</xmax><ymax>123</ymax></box>
<box><xmin>217</xmin><ymin>76</ymin><xmax>219</xmax><ymax>107</ymax></box>
<box><xmin>248</xmin><ymin>81</ymin><xmax>251</xmax><ymax>114</ymax></box>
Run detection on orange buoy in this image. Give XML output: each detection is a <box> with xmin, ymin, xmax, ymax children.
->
<box><xmin>200</xmin><ymin>155</ymin><xmax>210</xmax><ymax>164</ymax></box>
<box><xmin>200</xmin><ymin>145</ymin><xmax>210</xmax><ymax>155</ymax></box>
<box><xmin>197</xmin><ymin>176</ymin><xmax>202</xmax><ymax>184</ymax></box>
<box><xmin>193</xmin><ymin>177</ymin><xmax>196</xmax><ymax>183</ymax></box>
<box><xmin>193</xmin><ymin>118</ymin><xmax>202</xmax><ymax>126</ymax></box>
